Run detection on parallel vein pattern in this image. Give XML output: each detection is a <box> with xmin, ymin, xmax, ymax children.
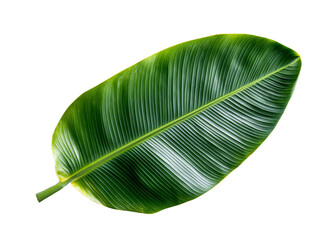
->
<box><xmin>43</xmin><ymin>34</ymin><xmax>301</xmax><ymax>213</ymax></box>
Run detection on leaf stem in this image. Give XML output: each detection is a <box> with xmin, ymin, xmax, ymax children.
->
<box><xmin>36</xmin><ymin>182</ymin><xmax>67</xmax><ymax>202</ymax></box>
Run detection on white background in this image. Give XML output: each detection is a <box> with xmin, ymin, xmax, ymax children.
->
<box><xmin>1</xmin><ymin>0</ymin><xmax>319</xmax><ymax>239</ymax></box>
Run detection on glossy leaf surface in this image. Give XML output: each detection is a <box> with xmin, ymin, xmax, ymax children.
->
<box><xmin>37</xmin><ymin>34</ymin><xmax>301</xmax><ymax>213</ymax></box>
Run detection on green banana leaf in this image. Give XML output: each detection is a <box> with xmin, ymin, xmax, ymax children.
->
<box><xmin>36</xmin><ymin>34</ymin><xmax>301</xmax><ymax>213</ymax></box>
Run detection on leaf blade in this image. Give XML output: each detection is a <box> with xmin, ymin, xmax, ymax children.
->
<box><xmin>38</xmin><ymin>34</ymin><xmax>301</xmax><ymax>212</ymax></box>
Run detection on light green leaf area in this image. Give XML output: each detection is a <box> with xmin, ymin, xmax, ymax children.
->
<box><xmin>37</xmin><ymin>34</ymin><xmax>301</xmax><ymax>213</ymax></box>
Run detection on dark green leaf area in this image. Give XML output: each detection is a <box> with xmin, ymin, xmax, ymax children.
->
<box><xmin>52</xmin><ymin>34</ymin><xmax>301</xmax><ymax>213</ymax></box>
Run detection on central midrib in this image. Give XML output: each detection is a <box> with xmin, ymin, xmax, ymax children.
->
<box><xmin>63</xmin><ymin>58</ymin><xmax>299</xmax><ymax>184</ymax></box>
